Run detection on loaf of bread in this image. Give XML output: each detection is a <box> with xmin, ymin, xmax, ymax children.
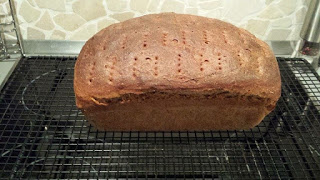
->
<box><xmin>74</xmin><ymin>13</ymin><xmax>281</xmax><ymax>131</ymax></box>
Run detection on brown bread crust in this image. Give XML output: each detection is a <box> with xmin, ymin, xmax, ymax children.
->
<box><xmin>74</xmin><ymin>13</ymin><xmax>281</xmax><ymax>131</ymax></box>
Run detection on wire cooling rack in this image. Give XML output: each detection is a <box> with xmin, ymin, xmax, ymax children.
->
<box><xmin>0</xmin><ymin>56</ymin><xmax>319</xmax><ymax>179</ymax></box>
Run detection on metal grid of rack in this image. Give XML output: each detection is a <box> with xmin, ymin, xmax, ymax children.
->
<box><xmin>0</xmin><ymin>56</ymin><xmax>320</xmax><ymax>179</ymax></box>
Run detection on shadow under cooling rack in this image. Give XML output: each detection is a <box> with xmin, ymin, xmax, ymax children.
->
<box><xmin>0</xmin><ymin>56</ymin><xmax>320</xmax><ymax>179</ymax></box>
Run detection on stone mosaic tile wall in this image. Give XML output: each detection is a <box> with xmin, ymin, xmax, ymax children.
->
<box><xmin>0</xmin><ymin>0</ymin><xmax>310</xmax><ymax>41</ymax></box>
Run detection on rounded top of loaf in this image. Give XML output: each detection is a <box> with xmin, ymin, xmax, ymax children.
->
<box><xmin>74</xmin><ymin>13</ymin><xmax>281</xmax><ymax>107</ymax></box>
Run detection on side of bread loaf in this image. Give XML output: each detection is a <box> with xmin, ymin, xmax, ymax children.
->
<box><xmin>74</xmin><ymin>13</ymin><xmax>281</xmax><ymax>131</ymax></box>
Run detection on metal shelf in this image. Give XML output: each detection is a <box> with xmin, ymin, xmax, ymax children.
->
<box><xmin>0</xmin><ymin>56</ymin><xmax>319</xmax><ymax>179</ymax></box>
<box><xmin>0</xmin><ymin>0</ymin><xmax>23</xmax><ymax>60</ymax></box>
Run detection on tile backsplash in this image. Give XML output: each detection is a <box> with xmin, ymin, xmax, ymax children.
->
<box><xmin>1</xmin><ymin>0</ymin><xmax>310</xmax><ymax>41</ymax></box>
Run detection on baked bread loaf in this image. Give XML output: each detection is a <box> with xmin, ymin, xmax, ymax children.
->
<box><xmin>74</xmin><ymin>13</ymin><xmax>281</xmax><ymax>131</ymax></box>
